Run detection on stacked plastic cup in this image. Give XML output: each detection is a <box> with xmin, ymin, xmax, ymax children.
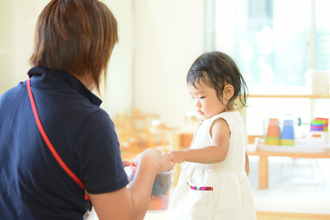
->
<box><xmin>128</xmin><ymin>163</ymin><xmax>174</xmax><ymax>212</ymax></box>
<box><xmin>315</xmin><ymin>118</ymin><xmax>328</xmax><ymax>131</ymax></box>
<box><xmin>306</xmin><ymin>119</ymin><xmax>329</xmax><ymax>148</ymax></box>
<box><xmin>280</xmin><ymin>120</ymin><xmax>295</xmax><ymax>146</ymax></box>
<box><xmin>310</xmin><ymin>120</ymin><xmax>325</xmax><ymax>131</ymax></box>
<box><xmin>265</xmin><ymin>118</ymin><xmax>280</xmax><ymax>145</ymax></box>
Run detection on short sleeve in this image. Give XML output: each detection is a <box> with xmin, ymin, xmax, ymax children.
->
<box><xmin>74</xmin><ymin>110</ymin><xmax>129</xmax><ymax>194</ymax></box>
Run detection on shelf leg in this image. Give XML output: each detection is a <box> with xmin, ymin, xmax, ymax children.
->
<box><xmin>171</xmin><ymin>132</ymin><xmax>181</xmax><ymax>187</ymax></box>
<box><xmin>259</xmin><ymin>156</ymin><xmax>269</xmax><ymax>189</ymax></box>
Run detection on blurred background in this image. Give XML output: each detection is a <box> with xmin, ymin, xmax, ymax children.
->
<box><xmin>1</xmin><ymin>0</ymin><xmax>330</xmax><ymax>218</ymax></box>
<box><xmin>1</xmin><ymin>0</ymin><xmax>330</xmax><ymax>131</ymax></box>
<box><xmin>0</xmin><ymin>0</ymin><xmax>204</xmax><ymax>128</ymax></box>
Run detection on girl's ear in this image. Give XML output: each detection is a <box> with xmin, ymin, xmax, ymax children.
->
<box><xmin>223</xmin><ymin>84</ymin><xmax>234</xmax><ymax>100</ymax></box>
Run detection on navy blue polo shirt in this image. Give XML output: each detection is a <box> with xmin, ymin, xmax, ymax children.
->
<box><xmin>0</xmin><ymin>67</ymin><xmax>129</xmax><ymax>220</ymax></box>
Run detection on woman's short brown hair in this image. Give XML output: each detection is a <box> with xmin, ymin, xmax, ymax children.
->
<box><xmin>30</xmin><ymin>0</ymin><xmax>118</xmax><ymax>93</ymax></box>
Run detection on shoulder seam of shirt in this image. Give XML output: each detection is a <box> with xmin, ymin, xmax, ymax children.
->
<box><xmin>0</xmin><ymin>85</ymin><xmax>24</xmax><ymax>120</ymax></box>
<box><xmin>72</xmin><ymin>109</ymin><xmax>106</xmax><ymax>151</ymax></box>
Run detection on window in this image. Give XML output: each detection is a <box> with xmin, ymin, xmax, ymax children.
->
<box><xmin>315</xmin><ymin>0</ymin><xmax>330</xmax><ymax>70</ymax></box>
<box><xmin>206</xmin><ymin>0</ymin><xmax>330</xmax><ymax>135</ymax></box>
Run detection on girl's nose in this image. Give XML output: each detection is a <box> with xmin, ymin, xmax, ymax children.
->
<box><xmin>195</xmin><ymin>100</ymin><xmax>201</xmax><ymax>108</ymax></box>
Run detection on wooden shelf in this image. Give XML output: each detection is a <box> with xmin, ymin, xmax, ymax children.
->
<box><xmin>247</xmin><ymin>94</ymin><xmax>330</xmax><ymax>99</ymax></box>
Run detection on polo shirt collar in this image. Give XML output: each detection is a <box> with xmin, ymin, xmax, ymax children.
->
<box><xmin>27</xmin><ymin>67</ymin><xmax>102</xmax><ymax>107</ymax></box>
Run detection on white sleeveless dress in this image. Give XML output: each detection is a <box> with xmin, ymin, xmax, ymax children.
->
<box><xmin>170</xmin><ymin>111</ymin><xmax>256</xmax><ymax>220</ymax></box>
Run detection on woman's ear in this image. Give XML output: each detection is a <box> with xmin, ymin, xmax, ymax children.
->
<box><xmin>223</xmin><ymin>84</ymin><xmax>234</xmax><ymax>101</ymax></box>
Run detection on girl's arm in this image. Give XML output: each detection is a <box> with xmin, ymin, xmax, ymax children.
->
<box><xmin>245</xmin><ymin>151</ymin><xmax>250</xmax><ymax>176</ymax></box>
<box><xmin>165</xmin><ymin>118</ymin><xmax>230</xmax><ymax>164</ymax></box>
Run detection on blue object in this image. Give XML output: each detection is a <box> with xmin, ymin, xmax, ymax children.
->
<box><xmin>298</xmin><ymin>117</ymin><xmax>302</xmax><ymax>126</ymax></box>
<box><xmin>281</xmin><ymin>120</ymin><xmax>295</xmax><ymax>140</ymax></box>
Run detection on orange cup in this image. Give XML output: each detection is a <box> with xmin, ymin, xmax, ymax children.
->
<box><xmin>266</xmin><ymin>118</ymin><xmax>280</xmax><ymax>138</ymax></box>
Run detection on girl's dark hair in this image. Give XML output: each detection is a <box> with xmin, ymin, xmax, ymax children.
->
<box><xmin>187</xmin><ymin>51</ymin><xmax>248</xmax><ymax>109</ymax></box>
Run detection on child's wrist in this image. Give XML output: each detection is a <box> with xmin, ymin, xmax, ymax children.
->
<box><xmin>183</xmin><ymin>150</ymin><xmax>188</xmax><ymax>162</ymax></box>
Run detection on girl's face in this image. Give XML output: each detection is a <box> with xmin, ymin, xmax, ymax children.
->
<box><xmin>188</xmin><ymin>80</ymin><xmax>232</xmax><ymax>119</ymax></box>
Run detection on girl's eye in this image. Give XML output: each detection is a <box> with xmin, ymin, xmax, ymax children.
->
<box><xmin>200</xmin><ymin>96</ymin><xmax>206</xmax><ymax>99</ymax></box>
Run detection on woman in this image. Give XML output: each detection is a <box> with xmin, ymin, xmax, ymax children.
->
<box><xmin>0</xmin><ymin>0</ymin><xmax>172</xmax><ymax>219</ymax></box>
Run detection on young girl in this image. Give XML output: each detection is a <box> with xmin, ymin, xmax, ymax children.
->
<box><xmin>165</xmin><ymin>51</ymin><xmax>256</xmax><ymax>220</ymax></box>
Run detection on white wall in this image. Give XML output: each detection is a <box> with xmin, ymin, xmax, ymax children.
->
<box><xmin>102</xmin><ymin>0</ymin><xmax>135</xmax><ymax>118</ymax></box>
<box><xmin>134</xmin><ymin>0</ymin><xmax>205</xmax><ymax>127</ymax></box>
<box><xmin>0</xmin><ymin>0</ymin><xmax>205</xmax><ymax>127</ymax></box>
<box><xmin>0</xmin><ymin>0</ymin><xmax>48</xmax><ymax>95</ymax></box>
<box><xmin>0</xmin><ymin>0</ymin><xmax>16</xmax><ymax>94</ymax></box>
<box><xmin>0</xmin><ymin>0</ymin><xmax>132</xmax><ymax>116</ymax></box>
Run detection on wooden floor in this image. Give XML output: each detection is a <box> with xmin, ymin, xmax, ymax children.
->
<box><xmin>143</xmin><ymin>156</ymin><xmax>330</xmax><ymax>220</ymax></box>
<box><xmin>256</xmin><ymin>211</ymin><xmax>330</xmax><ymax>220</ymax></box>
<box><xmin>92</xmin><ymin>150</ymin><xmax>330</xmax><ymax>219</ymax></box>
<box><xmin>250</xmin><ymin>156</ymin><xmax>330</xmax><ymax>212</ymax></box>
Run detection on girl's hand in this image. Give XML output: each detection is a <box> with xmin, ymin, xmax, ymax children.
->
<box><xmin>122</xmin><ymin>160</ymin><xmax>133</xmax><ymax>168</ymax></box>
<box><xmin>164</xmin><ymin>150</ymin><xmax>186</xmax><ymax>164</ymax></box>
<box><xmin>135</xmin><ymin>148</ymin><xmax>173</xmax><ymax>173</ymax></box>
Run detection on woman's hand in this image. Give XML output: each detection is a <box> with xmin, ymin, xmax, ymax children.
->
<box><xmin>135</xmin><ymin>148</ymin><xmax>173</xmax><ymax>173</ymax></box>
<box><xmin>122</xmin><ymin>160</ymin><xmax>133</xmax><ymax>168</ymax></box>
<box><xmin>91</xmin><ymin>149</ymin><xmax>173</xmax><ymax>220</ymax></box>
<box><xmin>164</xmin><ymin>150</ymin><xmax>186</xmax><ymax>164</ymax></box>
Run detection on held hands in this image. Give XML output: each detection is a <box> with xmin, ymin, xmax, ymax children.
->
<box><xmin>164</xmin><ymin>150</ymin><xmax>186</xmax><ymax>164</ymax></box>
<box><xmin>122</xmin><ymin>160</ymin><xmax>133</xmax><ymax>168</ymax></box>
<box><xmin>135</xmin><ymin>148</ymin><xmax>173</xmax><ymax>173</ymax></box>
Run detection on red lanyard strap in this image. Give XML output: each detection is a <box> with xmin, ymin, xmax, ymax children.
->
<box><xmin>27</xmin><ymin>78</ymin><xmax>86</xmax><ymax>190</ymax></box>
